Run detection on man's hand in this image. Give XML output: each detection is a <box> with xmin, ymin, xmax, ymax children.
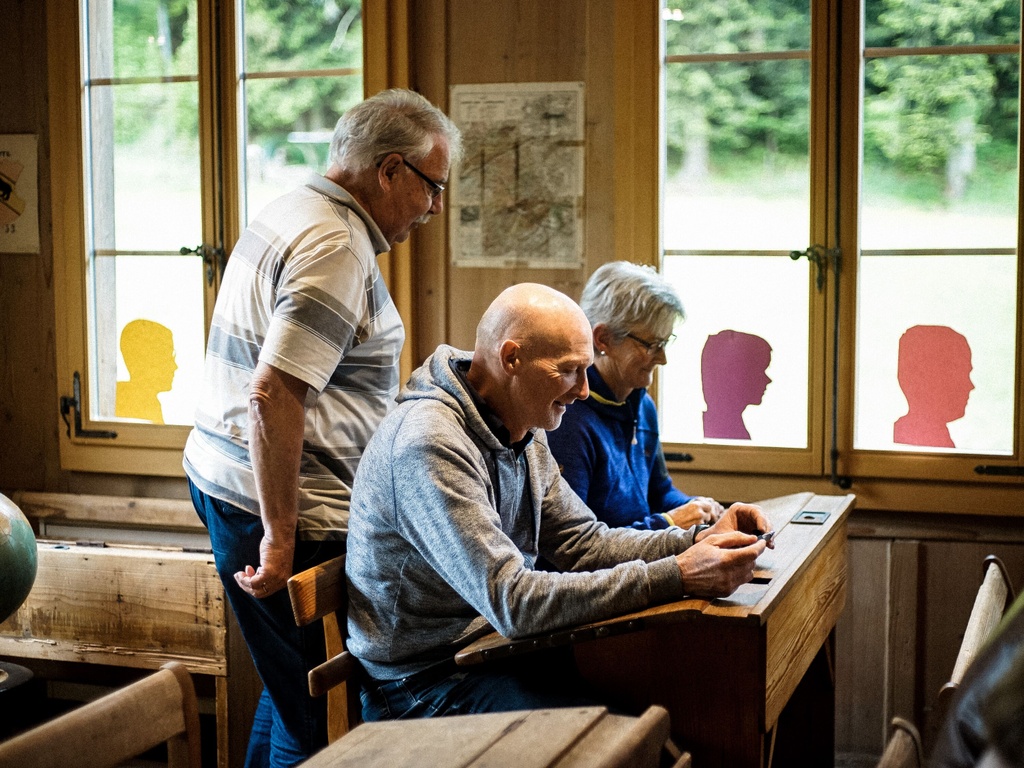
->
<box><xmin>675</xmin><ymin>531</ymin><xmax>765</xmax><ymax>598</ymax></box>
<box><xmin>235</xmin><ymin>535</ymin><xmax>295</xmax><ymax>598</ymax></box>
<box><xmin>694</xmin><ymin>502</ymin><xmax>774</xmax><ymax>549</ymax></box>
<box><xmin>668</xmin><ymin>496</ymin><xmax>725</xmax><ymax>528</ymax></box>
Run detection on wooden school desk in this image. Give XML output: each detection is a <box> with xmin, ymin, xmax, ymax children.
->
<box><xmin>456</xmin><ymin>492</ymin><xmax>855</xmax><ymax>768</ymax></box>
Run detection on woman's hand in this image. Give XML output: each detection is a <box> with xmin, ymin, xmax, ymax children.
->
<box><xmin>668</xmin><ymin>496</ymin><xmax>725</xmax><ymax>528</ymax></box>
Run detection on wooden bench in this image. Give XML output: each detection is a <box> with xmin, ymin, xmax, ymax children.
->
<box><xmin>0</xmin><ymin>492</ymin><xmax>260</xmax><ymax>768</ymax></box>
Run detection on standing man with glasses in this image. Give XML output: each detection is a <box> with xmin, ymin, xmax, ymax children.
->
<box><xmin>547</xmin><ymin>261</ymin><xmax>730</xmax><ymax>532</ymax></box>
<box><xmin>184</xmin><ymin>88</ymin><xmax>462</xmax><ymax>767</ymax></box>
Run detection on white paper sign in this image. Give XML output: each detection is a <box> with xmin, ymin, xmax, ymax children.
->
<box><xmin>0</xmin><ymin>134</ymin><xmax>40</xmax><ymax>254</ymax></box>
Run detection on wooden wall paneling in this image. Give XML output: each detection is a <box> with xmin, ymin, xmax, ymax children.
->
<box><xmin>410</xmin><ymin>0</ymin><xmax>451</xmax><ymax>364</ymax></box>
<box><xmin>886</xmin><ymin>540</ymin><xmax>921</xmax><ymax>728</ymax></box>
<box><xmin>835</xmin><ymin>538</ymin><xmax>890</xmax><ymax>757</ymax></box>
<box><xmin>442</xmin><ymin>0</ymin><xmax>597</xmax><ymax>350</ymax></box>
<box><xmin>0</xmin><ymin>0</ymin><xmax>61</xmax><ymax>494</ymax></box>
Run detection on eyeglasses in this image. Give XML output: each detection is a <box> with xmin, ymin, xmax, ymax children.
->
<box><xmin>402</xmin><ymin>157</ymin><xmax>446</xmax><ymax>199</ymax></box>
<box><xmin>625</xmin><ymin>332</ymin><xmax>675</xmax><ymax>355</ymax></box>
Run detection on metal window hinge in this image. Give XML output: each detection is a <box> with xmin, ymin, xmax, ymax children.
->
<box><xmin>59</xmin><ymin>371</ymin><xmax>118</xmax><ymax>439</ymax></box>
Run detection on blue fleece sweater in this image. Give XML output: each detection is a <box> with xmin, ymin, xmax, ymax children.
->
<box><xmin>546</xmin><ymin>365</ymin><xmax>692</xmax><ymax>530</ymax></box>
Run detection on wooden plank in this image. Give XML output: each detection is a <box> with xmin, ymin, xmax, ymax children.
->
<box><xmin>0</xmin><ymin>542</ymin><xmax>226</xmax><ymax>675</ymax></box>
<box><xmin>12</xmin><ymin>491</ymin><xmax>202</xmax><ymax>531</ymax></box>
<box><xmin>887</xmin><ymin>540</ymin><xmax>920</xmax><ymax>727</ymax></box>
<box><xmin>552</xmin><ymin>707</ymin><xmax>670</xmax><ymax>768</ymax></box>
<box><xmin>299</xmin><ymin>707</ymin><xmax>608</xmax><ymax>768</ymax></box>
<box><xmin>466</xmin><ymin>708</ymin><xmax>610</xmax><ymax>768</ymax></box>
<box><xmin>764</xmin><ymin>520</ymin><xmax>847</xmax><ymax>728</ymax></box>
<box><xmin>835</xmin><ymin>538</ymin><xmax>891</xmax><ymax>755</ymax></box>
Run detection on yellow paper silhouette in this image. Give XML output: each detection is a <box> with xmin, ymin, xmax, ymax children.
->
<box><xmin>116</xmin><ymin>320</ymin><xmax>177</xmax><ymax>424</ymax></box>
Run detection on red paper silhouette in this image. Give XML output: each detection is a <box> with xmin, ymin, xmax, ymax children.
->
<box><xmin>894</xmin><ymin>325</ymin><xmax>974</xmax><ymax>448</ymax></box>
<box><xmin>701</xmin><ymin>330</ymin><xmax>773</xmax><ymax>440</ymax></box>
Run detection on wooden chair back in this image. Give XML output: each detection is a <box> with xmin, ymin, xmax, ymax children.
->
<box><xmin>937</xmin><ymin>555</ymin><xmax>1015</xmax><ymax>720</ymax></box>
<box><xmin>876</xmin><ymin>716</ymin><xmax>924</xmax><ymax>768</ymax></box>
<box><xmin>287</xmin><ymin>553</ymin><xmax>361</xmax><ymax>741</ymax></box>
<box><xmin>0</xmin><ymin>661</ymin><xmax>201</xmax><ymax>768</ymax></box>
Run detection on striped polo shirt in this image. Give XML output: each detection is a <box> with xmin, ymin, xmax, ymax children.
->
<box><xmin>183</xmin><ymin>174</ymin><xmax>404</xmax><ymax>540</ymax></box>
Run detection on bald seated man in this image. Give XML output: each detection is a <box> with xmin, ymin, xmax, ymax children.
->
<box><xmin>346</xmin><ymin>283</ymin><xmax>773</xmax><ymax>719</ymax></box>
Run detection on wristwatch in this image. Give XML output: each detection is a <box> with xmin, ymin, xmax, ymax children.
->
<box><xmin>693</xmin><ymin>523</ymin><xmax>712</xmax><ymax>540</ymax></box>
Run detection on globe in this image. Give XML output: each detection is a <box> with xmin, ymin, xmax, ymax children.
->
<box><xmin>0</xmin><ymin>493</ymin><xmax>37</xmax><ymax>625</ymax></box>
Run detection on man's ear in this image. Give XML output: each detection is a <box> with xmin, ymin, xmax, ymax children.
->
<box><xmin>592</xmin><ymin>323</ymin><xmax>613</xmax><ymax>356</ymax></box>
<box><xmin>498</xmin><ymin>340</ymin><xmax>521</xmax><ymax>374</ymax></box>
<box><xmin>377</xmin><ymin>153</ymin><xmax>403</xmax><ymax>191</ymax></box>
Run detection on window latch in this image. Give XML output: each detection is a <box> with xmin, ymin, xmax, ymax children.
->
<box><xmin>180</xmin><ymin>244</ymin><xmax>226</xmax><ymax>286</ymax></box>
<box><xmin>59</xmin><ymin>371</ymin><xmax>118</xmax><ymax>440</ymax></box>
<box><xmin>790</xmin><ymin>244</ymin><xmax>840</xmax><ymax>292</ymax></box>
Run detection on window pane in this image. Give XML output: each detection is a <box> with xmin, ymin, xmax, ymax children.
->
<box><xmin>660</xmin><ymin>256</ymin><xmax>809</xmax><ymax>448</ymax></box>
<box><xmin>88</xmin><ymin>82</ymin><xmax>202</xmax><ymax>252</ymax></box>
<box><xmin>862</xmin><ymin>54</ymin><xmax>1019</xmax><ymax>250</ymax></box>
<box><xmin>95</xmin><ymin>255</ymin><xmax>207</xmax><ymax>426</ymax></box>
<box><xmin>854</xmin><ymin>254</ymin><xmax>1016</xmax><ymax>454</ymax></box>
<box><xmin>83</xmin><ymin>0</ymin><xmax>204</xmax><ymax>427</ymax></box>
<box><xmin>865</xmin><ymin>0</ymin><xmax>1020</xmax><ymax>48</ymax></box>
<box><xmin>661</xmin><ymin>0</ymin><xmax>812</xmax><ymax>451</ymax></box>
<box><xmin>663</xmin><ymin>60</ymin><xmax>810</xmax><ymax>252</ymax></box>
<box><xmin>857</xmin><ymin>1</ymin><xmax>1020</xmax><ymax>457</ymax></box>
<box><xmin>239</xmin><ymin>0</ymin><xmax>363</xmax><ymax>221</ymax></box>
<box><xmin>108</xmin><ymin>0</ymin><xmax>199</xmax><ymax>79</ymax></box>
<box><xmin>664</xmin><ymin>0</ymin><xmax>810</xmax><ymax>56</ymax></box>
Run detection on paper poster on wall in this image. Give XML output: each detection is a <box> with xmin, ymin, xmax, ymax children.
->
<box><xmin>449</xmin><ymin>82</ymin><xmax>585</xmax><ymax>269</ymax></box>
<box><xmin>0</xmin><ymin>134</ymin><xmax>40</xmax><ymax>254</ymax></box>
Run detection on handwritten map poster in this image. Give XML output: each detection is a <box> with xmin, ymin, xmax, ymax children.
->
<box><xmin>449</xmin><ymin>82</ymin><xmax>585</xmax><ymax>269</ymax></box>
<box><xmin>0</xmin><ymin>134</ymin><xmax>40</xmax><ymax>254</ymax></box>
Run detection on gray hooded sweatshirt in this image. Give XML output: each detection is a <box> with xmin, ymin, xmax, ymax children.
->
<box><xmin>346</xmin><ymin>345</ymin><xmax>695</xmax><ymax>681</ymax></box>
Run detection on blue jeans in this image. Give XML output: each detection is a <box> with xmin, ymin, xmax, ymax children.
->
<box><xmin>360</xmin><ymin>649</ymin><xmax>602</xmax><ymax>721</ymax></box>
<box><xmin>189</xmin><ymin>480</ymin><xmax>346</xmax><ymax>768</ymax></box>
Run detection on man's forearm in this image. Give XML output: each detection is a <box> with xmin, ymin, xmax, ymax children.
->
<box><xmin>249</xmin><ymin>363</ymin><xmax>307</xmax><ymax>542</ymax></box>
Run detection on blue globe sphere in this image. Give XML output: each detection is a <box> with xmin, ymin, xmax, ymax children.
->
<box><xmin>0</xmin><ymin>494</ymin><xmax>37</xmax><ymax>624</ymax></box>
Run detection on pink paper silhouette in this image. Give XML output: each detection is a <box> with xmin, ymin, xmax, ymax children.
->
<box><xmin>701</xmin><ymin>330</ymin><xmax>773</xmax><ymax>440</ymax></box>
<box><xmin>894</xmin><ymin>325</ymin><xmax>974</xmax><ymax>448</ymax></box>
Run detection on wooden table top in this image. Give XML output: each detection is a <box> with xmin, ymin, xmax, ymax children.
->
<box><xmin>298</xmin><ymin>705</ymin><xmax>682</xmax><ymax>768</ymax></box>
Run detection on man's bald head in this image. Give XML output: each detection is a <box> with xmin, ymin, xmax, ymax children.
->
<box><xmin>467</xmin><ymin>283</ymin><xmax>594</xmax><ymax>441</ymax></box>
<box><xmin>475</xmin><ymin>283</ymin><xmax>592</xmax><ymax>359</ymax></box>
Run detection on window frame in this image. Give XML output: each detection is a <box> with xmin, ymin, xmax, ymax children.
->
<box><xmin>47</xmin><ymin>0</ymin><xmax>403</xmax><ymax>476</ymax></box>
<box><xmin>647</xmin><ymin>0</ymin><xmax>1024</xmax><ymax>508</ymax></box>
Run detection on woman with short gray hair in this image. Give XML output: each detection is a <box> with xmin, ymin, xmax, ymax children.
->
<box><xmin>547</xmin><ymin>261</ymin><xmax>724</xmax><ymax>530</ymax></box>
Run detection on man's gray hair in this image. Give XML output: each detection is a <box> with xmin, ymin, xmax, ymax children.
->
<box><xmin>329</xmin><ymin>88</ymin><xmax>464</xmax><ymax>171</ymax></box>
<box><xmin>579</xmin><ymin>261</ymin><xmax>685</xmax><ymax>340</ymax></box>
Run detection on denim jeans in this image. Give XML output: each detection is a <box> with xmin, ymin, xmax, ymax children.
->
<box><xmin>360</xmin><ymin>648</ymin><xmax>603</xmax><ymax>721</ymax></box>
<box><xmin>188</xmin><ymin>480</ymin><xmax>346</xmax><ymax>768</ymax></box>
